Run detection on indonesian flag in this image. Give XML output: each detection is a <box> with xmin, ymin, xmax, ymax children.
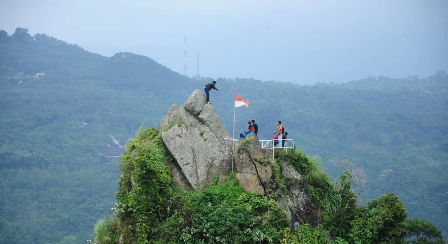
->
<box><xmin>235</xmin><ymin>94</ymin><xmax>250</xmax><ymax>107</ymax></box>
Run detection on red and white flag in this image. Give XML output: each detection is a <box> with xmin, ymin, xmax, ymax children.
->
<box><xmin>235</xmin><ymin>94</ymin><xmax>250</xmax><ymax>107</ymax></box>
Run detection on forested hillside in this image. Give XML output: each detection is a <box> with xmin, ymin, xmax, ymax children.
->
<box><xmin>0</xmin><ymin>28</ymin><xmax>446</xmax><ymax>243</ymax></box>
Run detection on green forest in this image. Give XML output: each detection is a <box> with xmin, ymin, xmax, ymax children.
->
<box><xmin>0</xmin><ymin>28</ymin><xmax>447</xmax><ymax>243</ymax></box>
<box><xmin>93</xmin><ymin>127</ymin><xmax>444</xmax><ymax>244</ymax></box>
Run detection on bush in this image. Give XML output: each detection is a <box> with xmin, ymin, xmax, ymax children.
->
<box><xmin>155</xmin><ymin>176</ymin><xmax>289</xmax><ymax>243</ymax></box>
<box><xmin>94</xmin><ymin>217</ymin><xmax>119</xmax><ymax>244</ymax></box>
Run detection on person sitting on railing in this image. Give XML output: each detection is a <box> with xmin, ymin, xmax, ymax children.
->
<box><xmin>273</xmin><ymin>133</ymin><xmax>279</xmax><ymax>147</ymax></box>
<box><xmin>282</xmin><ymin>132</ymin><xmax>288</xmax><ymax>147</ymax></box>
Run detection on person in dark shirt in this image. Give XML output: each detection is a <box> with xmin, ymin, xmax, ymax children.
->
<box><xmin>204</xmin><ymin>81</ymin><xmax>220</xmax><ymax>104</ymax></box>
<box><xmin>282</xmin><ymin>132</ymin><xmax>288</xmax><ymax>147</ymax></box>
<box><xmin>251</xmin><ymin>120</ymin><xmax>258</xmax><ymax>134</ymax></box>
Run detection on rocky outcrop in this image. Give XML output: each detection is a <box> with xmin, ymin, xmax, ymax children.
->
<box><xmin>156</xmin><ymin>89</ymin><xmax>315</xmax><ymax>226</ymax></box>
<box><xmin>157</xmin><ymin>90</ymin><xmax>233</xmax><ymax>190</ymax></box>
<box><xmin>275</xmin><ymin>160</ymin><xmax>322</xmax><ymax>227</ymax></box>
<box><xmin>234</xmin><ymin>134</ymin><xmax>273</xmax><ymax>194</ymax></box>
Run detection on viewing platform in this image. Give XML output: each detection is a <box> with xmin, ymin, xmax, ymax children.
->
<box><xmin>259</xmin><ymin>139</ymin><xmax>294</xmax><ymax>161</ymax></box>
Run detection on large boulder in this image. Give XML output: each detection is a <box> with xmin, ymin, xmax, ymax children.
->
<box><xmin>234</xmin><ymin>134</ymin><xmax>273</xmax><ymax>194</ymax></box>
<box><xmin>183</xmin><ymin>89</ymin><xmax>206</xmax><ymax>116</ymax></box>
<box><xmin>157</xmin><ymin>90</ymin><xmax>233</xmax><ymax>190</ymax></box>
<box><xmin>280</xmin><ymin>161</ymin><xmax>302</xmax><ymax>181</ymax></box>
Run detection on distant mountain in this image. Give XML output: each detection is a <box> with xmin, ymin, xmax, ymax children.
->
<box><xmin>0</xmin><ymin>27</ymin><xmax>446</xmax><ymax>243</ymax></box>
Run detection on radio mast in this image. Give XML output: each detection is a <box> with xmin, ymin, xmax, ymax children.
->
<box><xmin>183</xmin><ymin>35</ymin><xmax>188</xmax><ymax>75</ymax></box>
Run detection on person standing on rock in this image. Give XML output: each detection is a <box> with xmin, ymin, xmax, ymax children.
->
<box><xmin>204</xmin><ymin>80</ymin><xmax>220</xmax><ymax>104</ymax></box>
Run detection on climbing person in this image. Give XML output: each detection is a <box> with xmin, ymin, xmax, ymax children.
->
<box><xmin>293</xmin><ymin>219</ymin><xmax>303</xmax><ymax>229</ymax></box>
<box><xmin>204</xmin><ymin>80</ymin><xmax>220</xmax><ymax>104</ymax></box>
<box><xmin>282</xmin><ymin>132</ymin><xmax>288</xmax><ymax>147</ymax></box>
<box><xmin>251</xmin><ymin>120</ymin><xmax>258</xmax><ymax>135</ymax></box>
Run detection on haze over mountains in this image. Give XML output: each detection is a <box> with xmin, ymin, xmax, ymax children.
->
<box><xmin>1</xmin><ymin>1</ymin><xmax>447</xmax><ymax>84</ymax></box>
<box><xmin>0</xmin><ymin>28</ymin><xmax>447</xmax><ymax>243</ymax></box>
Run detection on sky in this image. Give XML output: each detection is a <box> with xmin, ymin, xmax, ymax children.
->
<box><xmin>1</xmin><ymin>0</ymin><xmax>447</xmax><ymax>84</ymax></box>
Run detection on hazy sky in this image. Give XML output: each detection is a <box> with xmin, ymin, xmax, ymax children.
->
<box><xmin>1</xmin><ymin>0</ymin><xmax>447</xmax><ymax>84</ymax></box>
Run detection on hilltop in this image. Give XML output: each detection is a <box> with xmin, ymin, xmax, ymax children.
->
<box><xmin>0</xmin><ymin>27</ymin><xmax>446</xmax><ymax>243</ymax></box>
<box><xmin>93</xmin><ymin>90</ymin><xmax>443</xmax><ymax>243</ymax></box>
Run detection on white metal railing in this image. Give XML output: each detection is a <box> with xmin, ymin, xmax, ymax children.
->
<box><xmin>224</xmin><ymin>137</ymin><xmax>238</xmax><ymax>142</ymax></box>
<box><xmin>259</xmin><ymin>139</ymin><xmax>294</xmax><ymax>149</ymax></box>
<box><xmin>259</xmin><ymin>140</ymin><xmax>272</xmax><ymax>148</ymax></box>
<box><xmin>226</xmin><ymin>137</ymin><xmax>295</xmax><ymax>162</ymax></box>
<box><xmin>259</xmin><ymin>139</ymin><xmax>295</xmax><ymax>161</ymax></box>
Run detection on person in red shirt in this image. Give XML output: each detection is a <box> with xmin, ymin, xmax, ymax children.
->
<box><xmin>243</xmin><ymin>121</ymin><xmax>255</xmax><ymax>138</ymax></box>
<box><xmin>273</xmin><ymin>134</ymin><xmax>279</xmax><ymax>147</ymax></box>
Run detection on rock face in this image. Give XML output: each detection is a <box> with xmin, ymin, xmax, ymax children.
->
<box><xmin>276</xmin><ymin>165</ymin><xmax>307</xmax><ymax>225</ymax></box>
<box><xmin>157</xmin><ymin>90</ymin><xmax>233</xmax><ymax>190</ymax></box>
<box><xmin>234</xmin><ymin>134</ymin><xmax>273</xmax><ymax>194</ymax></box>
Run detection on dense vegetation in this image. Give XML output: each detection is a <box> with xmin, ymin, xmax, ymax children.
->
<box><xmin>0</xmin><ymin>28</ymin><xmax>446</xmax><ymax>243</ymax></box>
<box><xmin>95</xmin><ymin>128</ymin><xmax>444</xmax><ymax>244</ymax></box>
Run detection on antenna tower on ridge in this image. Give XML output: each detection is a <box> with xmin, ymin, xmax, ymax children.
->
<box><xmin>184</xmin><ymin>35</ymin><xmax>188</xmax><ymax>75</ymax></box>
<box><xmin>197</xmin><ymin>53</ymin><xmax>200</xmax><ymax>77</ymax></box>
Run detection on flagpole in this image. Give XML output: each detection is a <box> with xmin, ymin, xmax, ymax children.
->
<box><xmin>232</xmin><ymin>94</ymin><xmax>250</xmax><ymax>174</ymax></box>
<box><xmin>232</xmin><ymin>101</ymin><xmax>236</xmax><ymax>173</ymax></box>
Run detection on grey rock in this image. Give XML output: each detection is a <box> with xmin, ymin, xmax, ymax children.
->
<box><xmin>243</xmin><ymin>134</ymin><xmax>264</xmax><ymax>160</ymax></box>
<box><xmin>197</xmin><ymin>104</ymin><xmax>234</xmax><ymax>146</ymax></box>
<box><xmin>160</xmin><ymin>91</ymin><xmax>233</xmax><ymax>190</ymax></box>
<box><xmin>167</xmin><ymin>160</ymin><xmax>193</xmax><ymax>191</ymax></box>
<box><xmin>236</xmin><ymin>173</ymin><xmax>264</xmax><ymax>194</ymax></box>
<box><xmin>234</xmin><ymin>135</ymin><xmax>273</xmax><ymax>194</ymax></box>
<box><xmin>184</xmin><ymin>89</ymin><xmax>206</xmax><ymax>116</ymax></box>
<box><xmin>276</xmin><ymin>197</ymin><xmax>292</xmax><ymax>224</ymax></box>
<box><xmin>157</xmin><ymin>104</ymin><xmax>181</xmax><ymax>133</ymax></box>
<box><xmin>280</xmin><ymin>161</ymin><xmax>302</xmax><ymax>181</ymax></box>
<box><xmin>276</xmin><ymin>183</ymin><xmax>309</xmax><ymax>226</ymax></box>
<box><xmin>288</xmin><ymin>184</ymin><xmax>308</xmax><ymax>216</ymax></box>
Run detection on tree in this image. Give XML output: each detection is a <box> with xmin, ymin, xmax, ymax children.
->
<box><xmin>350</xmin><ymin>193</ymin><xmax>408</xmax><ymax>244</ymax></box>
<box><xmin>12</xmin><ymin>27</ymin><xmax>33</xmax><ymax>43</ymax></box>
<box><xmin>405</xmin><ymin>218</ymin><xmax>444</xmax><ymax>244</ymax></box>
<box><xmin>0</xmin><ymin>30</ymin><xmax>10</xmax><ymax>43</ymax></box>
